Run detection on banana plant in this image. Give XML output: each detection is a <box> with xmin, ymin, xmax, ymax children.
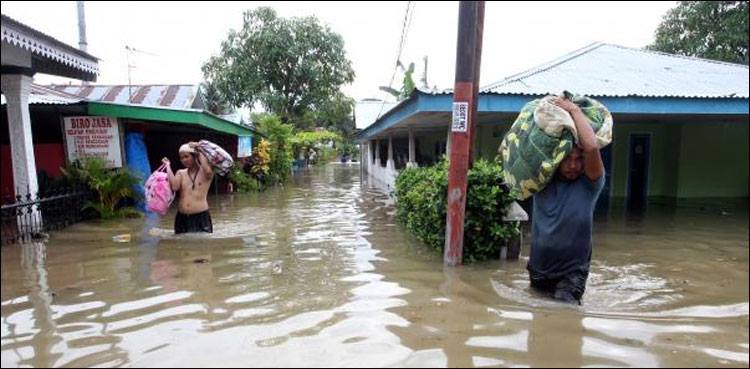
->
<box><xmin>379</xmin><ymin>61</ymin><xmax>416</xmax><ymax>101</ymax></box>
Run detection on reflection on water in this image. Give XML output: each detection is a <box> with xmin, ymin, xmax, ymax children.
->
<box><xmin>2</xmin><ymin>164</ymin><xmax>748</xmax><ymax>367</ymax></box>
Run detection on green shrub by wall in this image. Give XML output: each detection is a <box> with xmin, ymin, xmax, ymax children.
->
<box><xmin>394</xmin><ymin>159</ymin><xmax>519</xmax><ymax>263</ymax></box>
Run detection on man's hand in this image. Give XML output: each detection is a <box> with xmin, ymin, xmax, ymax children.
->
<box><xmin>551</xmin><ymin>96</ymin><xmax>604</xmax><ymax>181</ymax></box>
<box><xmin>550</xmin><ymin>97</ymin><xmax>580</xmax><ymax>114</ymax></box>
<box><xmin>163</xmin><ymin>157</ymin><xmax>179</xmax><ymax>191</ymax></box>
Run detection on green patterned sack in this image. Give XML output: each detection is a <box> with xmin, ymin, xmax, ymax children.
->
<box><xmin>498</xmin><ymin>92</ymin><xmax>613</xmax><ymax>200</ymax></box>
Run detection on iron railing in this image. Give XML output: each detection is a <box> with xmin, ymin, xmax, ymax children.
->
<box><xmin>1</xmin><ymin>186</ymin><xmax>93</xmax><ymax>245</ymax></box>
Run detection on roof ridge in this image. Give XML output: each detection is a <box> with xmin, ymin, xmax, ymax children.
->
<box><xmin>603</xmin><ymin>43</ymin><xmax>750</xmax><ymax>69</ymax></box>
<box><xmin>483</xmin><ymin>42</ymin><xmax>749</xmax><ymax>93</ymax></box>
<box><xmin>481</xmin><ymin>42</ymin><xmax>607</xmax><ymax>91</ymax></box>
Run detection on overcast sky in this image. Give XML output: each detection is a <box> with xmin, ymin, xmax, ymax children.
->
<box><xmin>3</xmin><ymin>1</ymin><xmax>677</xmax><ymax>102</ymax></box>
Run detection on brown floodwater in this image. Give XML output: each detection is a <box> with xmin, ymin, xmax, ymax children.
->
<box><xmin>2</xmin><ymin>164</ymin><xmax>748</xmax><ymax>367</ymax></box>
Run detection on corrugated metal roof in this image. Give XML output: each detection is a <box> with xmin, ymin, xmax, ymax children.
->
<box><xmin>1</xmin><ymin>84</ymin><xmax>82</xmax><ymax>105</ymax></box>
<box><xmin>481</xmin><ymin>43</ymin><xmax>749</xmax><ymax>99</ymax></box>
<box><xmin>354</xmin><ymin>99</ymin><xmax>398</xmax><ymax>129</ymax></box>
<box><xmin>46</xmin><ymin>84</ymin><xmax>200</xmax><ymax>109</ymax></box>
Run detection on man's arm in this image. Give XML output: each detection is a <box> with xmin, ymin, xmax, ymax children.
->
<box><xmin>552</xmin><ymin>97</ymin><xmax>604</xmax><ymax>181</ymax></box>
<box><xmin>163</xmin><ymin>157</ymin><xmax>181</xmax><ymax>191</ymax></box>
<box><xmin>189</xmin><ymin>142</ymin><xmax>214</xmax><ymax>180</ymax></box>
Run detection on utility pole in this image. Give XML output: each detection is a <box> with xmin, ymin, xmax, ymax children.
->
<box><xmin>124</xmin><ymin>45</ymin><xmax>158</xmax><ymax>103</ymax></box>
<box><xmin>125</xmin><ymin>46</ymin><xmax>134</xmax><ymax>103</ymax></box>
<box><xmin>444</xmin><ymin>1</ymin><xmax>485</xmax><ymax>266</ymax></box>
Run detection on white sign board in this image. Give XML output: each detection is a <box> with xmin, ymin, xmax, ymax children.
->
<box><xmin>63</xmin><ymin>116</ymin><xmax>123</xmax><ymax>168</ymax></box>
<box><xmin>451</xmin><ymin>102</ymin><xmax>468</xmax><ymax>132</ymax></box>
<box><xmin>238</xmin><ymin>136</ymin><xmax>253</xmax><ymax>158</ymax></box>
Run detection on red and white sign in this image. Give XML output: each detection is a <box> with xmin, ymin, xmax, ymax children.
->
<box><xmin>63</xmin><ymin>116</ymin><xmax>123</xmax><ymax>168</ymax></box>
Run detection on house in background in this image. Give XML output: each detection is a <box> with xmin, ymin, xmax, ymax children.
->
<box><xmin>357</xmin><ymin>43</ymin><xmax>749</xmax><ymax>212</ymax></box>
<box><xmin>1</xmin><ymin>84</ymin><xmax>259</xmax><ymax>200</ymax></box>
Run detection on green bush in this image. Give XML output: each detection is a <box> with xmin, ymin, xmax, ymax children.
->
<box><xmin>337</xmin><ymin>141</ymin><xmax>358</xmax><ymax>159</ymax></box>
<box><xmin>255</xmin><ymin>114</ymin><xmax>294</xmax><ymax>185</ymax></box>
<box><xmin>61</xmin><ymin>157</ymin><xmax>142</xmax><ymax>219</ymax></box>
<box><xmin>394</xmin><ymin>159</ymin><xmax>519</xmax><ymax>263</ymax></box>
<box><xmin>314</xmin><ymin>147</ymin><xmax>337</xmax><ymax>165</ymax></box>
<box><xmin>228</xmin><ymin>162</ymin><xmax>262</xmax><ymax>193</ymax></box>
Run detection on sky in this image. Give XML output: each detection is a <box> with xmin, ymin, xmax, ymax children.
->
<box><xmin>2</xmin><ymin>1</ymin><xmax>677</xmax><ymax>103</ymax></box>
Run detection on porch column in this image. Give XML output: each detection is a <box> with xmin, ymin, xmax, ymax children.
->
<box><xmin>2</xmin><ymin>73</ymin><xmax>42</xmax><ymax>232</ymax></box>
<box><xmin>374</xmin><ymin>139</ymin><xmax>380</xmax><ymax>167</ymax></box>
<box><xmin>446</xmin><ymin>129</ymin><xmax>452</xmax><ymax>156</ymax></box>
<box><xmin>407</xmin><ymin>128</ymin><xmax>417</xmax><ymax>168</ymax></box>
<box><xmin>363</xmin><ymin>143</ymin><xmax>368</xmax><ymax>169</ymax></box>
<box><xmin>387</xmin><ymin>135</ymin><xmax>394</xmax><ymax>170</ymax></box>
<box><xmin>1</xmin><ymin>73</ymin><xmax>38</xmax><ymax>197</ymax></box>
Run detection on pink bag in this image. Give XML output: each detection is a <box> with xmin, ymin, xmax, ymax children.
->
<box><xmin>145</xmin><ymin>163</ymin><xmax>175</xmax><ymax>216</ymax></box>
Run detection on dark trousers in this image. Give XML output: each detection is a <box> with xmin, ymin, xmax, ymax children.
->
<box><xmin>174</xmin><ymin>210</ymin><xmax>213</xmax><ymax>234</ymax></box>
<box><xmin>530</xmin><ymin>270</ymin><xmax>588</xmax><ymax>304</ymax></box>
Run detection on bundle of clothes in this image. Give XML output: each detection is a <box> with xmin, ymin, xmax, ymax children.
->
<box><xmin>498</xmin><ymin>91</ymin><xmax>613</xmax><ymax>199</ymax></box>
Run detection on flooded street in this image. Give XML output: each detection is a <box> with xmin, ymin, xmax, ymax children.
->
<box><xmin>2</xmin><ymin>164</ymin><xmax>748</xmax><ymax>367</ymax></box>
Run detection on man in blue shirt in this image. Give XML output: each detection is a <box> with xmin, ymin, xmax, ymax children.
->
<box><xmin>527</xmin><ymin>97</ymin><xmax>605</xmax><ymax>304</ymax></box>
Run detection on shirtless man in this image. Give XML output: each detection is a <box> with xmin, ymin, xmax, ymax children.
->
<box><xmin>162</xmin><ymin>142</ymin><xmax>214</xmax><ymax>234</ymax></box>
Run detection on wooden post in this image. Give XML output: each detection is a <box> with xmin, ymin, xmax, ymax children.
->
<box><xmin>444</xmin><ymin>1</ymin><xmax>485</xmax><ymax>266</ymax></box>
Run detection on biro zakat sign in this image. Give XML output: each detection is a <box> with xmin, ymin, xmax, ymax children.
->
<box><xmin>63</xmin><ymin>116</ymin><xmax>123</xmax><ymax>168</ymax></box>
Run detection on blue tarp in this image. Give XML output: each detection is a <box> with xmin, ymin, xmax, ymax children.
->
<box><xmin>125</xmin><ymin>132</ymin><xmax>151</xmax><ymax>210</ymax></box>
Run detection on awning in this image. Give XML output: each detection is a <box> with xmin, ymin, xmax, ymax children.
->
<box><xmin>2</xmin><ymin>14</ymin><xmax>99</xmax><ymax>81</ymax></box>
<box><xmin>87</xmin><ymin>102</ymin><xmax>258</xmax><ymax>137</ymax></box>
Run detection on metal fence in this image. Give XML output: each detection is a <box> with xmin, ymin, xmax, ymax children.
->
<box><xmin>1</xmin><ymin>186</ymin><xmax>93</xmax><ymax>245</ymax></box>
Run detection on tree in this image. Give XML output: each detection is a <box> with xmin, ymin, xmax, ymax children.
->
<box><xmin>315</xmin><ymin>91</ymin><xmax>355</xmax><ymax>136</ymax></box>
<box><xmin>198</xmin><ymin>82</ymin><xmax>233</xmax><ymax>115</ymax></box>
<box><xmin>649</xmin><ymin>1</ymin><xmax>749</xmax><ymax>64</ymax></box>
<box><xmin>202</xmin><ymin>7</ymin><xmax>356</xmax><ymax>125</ymax></box>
